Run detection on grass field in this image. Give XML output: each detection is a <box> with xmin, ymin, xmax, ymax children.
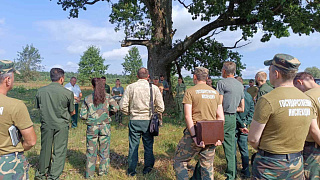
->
<box><xmin>7</xmin><ymin>82</ymin><xmax>256</xmax><ymax>180</ymax></box>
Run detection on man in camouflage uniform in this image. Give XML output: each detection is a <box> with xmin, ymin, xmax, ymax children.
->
<box><xmin>0</xmin><ymin>60</ymin><xmax>37</xmax><ymax>179</ymax></box>
<box><xmin>173</xmin><ymin>67</ymin><xmax>224</xmax><ymax>180</ymax></box>
<box><xmin>255</xmin><ymin>71</ymin><xmax>273</xmax><ymax>102</ymax></box>
<box><xmin>294</xmin><ymin>72</ymin><xmax>320</xmax><ymax>180</ymax></box>
<box><xmin>246</xmin><ymin>79</ymin><xmax>258</xmax><ymax>101</ymax></box>
<box><xmin>175</xmin><ymin>77</ymin><xmax>186</xmax><ymax>120</ymax></box>
<box><xmin>248</xmin><ymin>54</ymin><xmax>316</xmax><ymax>179</ymax></box>
<box><xmin>120</xmin><ymin>68</ymin><xmax>164</xmax><ymax>176</ymax></box>
<box><xmin>80</xmin><ymin>85</ymin><xmax>119</xmax><ymax>179</ymax></box>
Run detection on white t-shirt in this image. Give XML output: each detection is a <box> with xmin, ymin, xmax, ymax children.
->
<box><xmin>64</xmin><ymin>82</ymin><xmax>81</xmax><ymax>98</ymax></box>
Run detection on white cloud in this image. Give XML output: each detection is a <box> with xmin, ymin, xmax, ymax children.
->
<box><xmin>49</xmin><ymin>61</ymin><xmax>79</xmax><ymax>72</ymax></box>
<box><xmin>102</xmin><ymin>47</ymin><xmax>130</xmax><ymax>60</ymax></box>
<box><xmin>36</xmin><ymin>19</ymin><xmax>125</xmax><ymax>54</ymax></box>
<box><xmin>241</xmin><ymin>66</ymin><xmax>268</xmax><ymax>79</ymax></box>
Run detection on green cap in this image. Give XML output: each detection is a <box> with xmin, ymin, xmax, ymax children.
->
<box><xmin>0</xmin><ymin>60</ymin><xmax>20</xmax><ymax>75</ymax></box>
<box><xmin>153</xmin><ymin>76</ymin><xmax>159</xmax><ymax>80</ymax></box>
<box><xmin>264</xmin><ymin>54</ymin><xmax>300</xmax><ymax>72</ymax></box>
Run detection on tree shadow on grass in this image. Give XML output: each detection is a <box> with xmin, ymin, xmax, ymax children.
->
<box><xmin>66</xmin><ymin>149</ymin><xmax>86</xmax><ymax>175</ymax></box>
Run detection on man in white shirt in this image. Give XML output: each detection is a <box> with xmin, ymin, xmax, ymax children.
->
<box><xmin>64</xmin><ymin>77</ymin><xmax>82</xmax><ymax>128</ymax></box>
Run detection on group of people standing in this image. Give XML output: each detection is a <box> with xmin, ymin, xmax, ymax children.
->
<box><xmin>1</xmin><ymin>52</ymin><xmax>320</xmax><ymax>180</ymax></box>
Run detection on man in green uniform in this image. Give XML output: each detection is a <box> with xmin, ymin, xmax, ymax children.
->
<box><xmin>0</xmin><ymin>60</ymin><xmax>37</xmax><ymax>179</ymax></box>
<box><xmin>216</xmin><ymin>61</ymin><xmax>245</xmax><ymax>180</ymax></box>
<box><xmin>246</xmin><ymin>79</ymin><xmax>258</xmax><ymax>101</ymax></box>
<box><xmin>294</xmin><ymin>72</ymin><xmax>320</xmax><ymax>179</ymax></box>
<box><xmin>235</xmin><ymin>76</ymin><xmax>254</xmax><ymax>178</ymax></box>
<box><xmin>120</xmin><ymin>68</ymin><xmax>164</xmax><ymax>176</ymax></box>
<box><xmin>101</xmin><ymin>76</ymin><xmax>111</xmax><ymax>94</ymax></box>
<box><xmin>255</xmin><ymin>71</ymin><xmax>273</xmax><ymax>102</ymax></box>
<box><xmin>35</xmin><ymin>68</ymin><xmax>75</xmax><ymax>180</ymax></box>
<box><xmin>248</xmin><ymin>54</ymin><xmax>316</xmax><ymax>179</ymax></box>
<box><xmin>173</xmin><ymin>67</ymin><xmax>224</xmax><ymax>180</ymax></box>
<box><xmin>175</xmin><ymin>77</ymin><xmax>186</xmax><ymax>120</ymax></box>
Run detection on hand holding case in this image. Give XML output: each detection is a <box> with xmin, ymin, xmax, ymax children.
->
<box><xmin>195</xmin><ymin>120</ymin><xmax>224</xmax><ymax>145</ymax></box>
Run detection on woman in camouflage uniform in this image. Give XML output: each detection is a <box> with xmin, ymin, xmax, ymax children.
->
<box><xmin>80</xmin><ymin>78</ymin><xmax>119</xmax><ymax>179</ymax></box>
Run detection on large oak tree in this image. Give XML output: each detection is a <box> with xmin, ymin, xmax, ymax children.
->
<box><xmin>55</xmin><ymin>0</ymin><xmax>320</xmax><ymax>85</ymax></box>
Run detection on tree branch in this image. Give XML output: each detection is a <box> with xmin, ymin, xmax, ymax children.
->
<box><xmin>225</xmin><ymin>37</ymin><xmax>252</xmax><ymax>49</ymax></box>
<box><xmin>85</xmin><ymin>0</ymin><xmax>101</xmax><ymax>5</ymax></box>
<box><xmin>165</xmin><ymin>17</ymin><xmax>258</xmax><ymax>63</ymax></box>
<box><xmin>121</xmin><ymin>39</ymin><xmax>150</xmax><ymax>47</ymax></box>
<box><xmin>177</xmin><ymin>0</ymin><xmax>191</xmax><ymax>8</ymax></box>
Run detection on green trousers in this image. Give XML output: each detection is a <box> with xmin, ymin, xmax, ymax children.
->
<box><xmin>235</xmin><ymin>129</ymin><xmax>250</xmax><ymax>177</ymax></box>
<box><xmin>175</xmin><ymin>97</ymin><xmax>184</xmax><ymax>120</ymax></box>
<box><xmin>128</xmin><ymin>120</ymin><xmax>154</xmax><ymax>176</ymax></box>
<box><xmin>222</xmin><ymin>113</ymin><xmax>236</xmax><ymax>180</ymax></box>
<box><xmin>71</xmin><ymin>104</ymin><xmax>79</xmax><ymax>128</ymax></box>
<box><xmin>35</xmin><ymin>126</ymin><xmax>69</xmax><ymax>180</ymax></box>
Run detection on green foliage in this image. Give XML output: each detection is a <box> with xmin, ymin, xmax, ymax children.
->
<box><xmin>15</xmin><ymin>44</ymin><xmax>44</xmax><ymax>82</ymax></box>
<box><xmin>122</xmin><ymin>47</ymin><xmax>143</xmax><ymax>83</ymax></box>
<box><xmin>176</xmin><ymin>38</ymin><xmax>245</xmax><ymax>76</ymax></box>
<box><xmin>78</xmin><ymin>46</ymin><xmax>109</xmax><ymax>85</ymax></box>
<box><xmin>305</xmin><ymin>66</ymin><xmax>320</xmax><ymax>78</ymax></box>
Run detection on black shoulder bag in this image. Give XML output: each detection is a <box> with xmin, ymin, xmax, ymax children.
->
<box><xmin>149</xmin><ymin>83</ymin><xmax>160</xmax><ymax>136</ymax></box>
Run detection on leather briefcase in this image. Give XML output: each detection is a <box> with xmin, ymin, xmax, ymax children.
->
<box><xmin>195</xmin><ymin>120</ymin><xmax>224</xmax><ymax>145</ymax></box>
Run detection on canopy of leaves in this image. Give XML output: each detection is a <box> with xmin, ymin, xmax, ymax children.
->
<box><xmin>15</xmin><ymin>44</ymin><xmax>44</xmax><ymax>82</ymax></box>
<box><xmin>305</xmin><ymin>66</ymin><xmax>320</xmax><ymax>78</ymax></box>
<box><xmin>176</xmin><ymin>37</ymin><xmax>245</xmax><ymax>76</ymax></box>
<box><xmin>122</xmin><ymin>47</ymin><xmax>143</xmax><ymax>83</ymax></box>
<box><xmin>78</xmin><ymin>45</ymin><xmax>109</xmax><ymax>85</ymax></box>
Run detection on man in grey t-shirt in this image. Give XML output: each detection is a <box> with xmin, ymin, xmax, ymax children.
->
<box><xmin>216</xmin><ymin>61</ymin><xmax>244</xmax><ymax>180</ymax></box>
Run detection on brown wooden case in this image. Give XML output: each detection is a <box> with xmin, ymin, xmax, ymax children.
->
<box><xmin>195</xmin><ymin>120</ymin><xmax>224</xmax><ymax>145</ymax></box>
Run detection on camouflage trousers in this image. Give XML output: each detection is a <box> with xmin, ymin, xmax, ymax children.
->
<box><xmin>173</xmin><ymin>128</ymin><xmax>216</xmax><ymax>180</ymax></box>
<box><xmin>303</xmin><ymin>143</ymin><xmax>320</xmax><ymax>180</ymax></box>
<box><xmin>86</xmin><ymin>123</ymin><xmax>111</xmax><ymax>179</ymax></box>
<box><xmin>0</xmin><ymin>152</ymin><xmax>29</xmax><ymax>180</ymax></box>
<box><xmin>175</xmin><ymin>97</ymin><xmax>184</xmax><ymax>120</ymax></box>
<box><xmin>252</xmin><ymin>152</ymin><xmax>304</xmax><ymax>179</ymax></box>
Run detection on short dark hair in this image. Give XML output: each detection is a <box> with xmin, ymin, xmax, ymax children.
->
<box><xmin>272</xmin><ymin>65</ymin><xmax>297</xmax><ymax>81</ymax></box>
<box><xmin>101</xmin><ymin>76</ymin><xmax>106</xmax><ymax>80</ymax></box>
<box><xmin>294</xmin><ymin>72</ymin><xmax>314</xmax><ymax>84</ymax></box>
<box><xmin>137</xmin><ymin>67</ymin><xmax>149</xmax><ymax>79</ymax></box>
<box><xmin>70</xmin><ymin>77</ymin><xmax>76</xmax><ymax>80</ymax></box>
<box><xmin>249</xmin><ymin>79</ymin><xmax>254</xmax><ymax>83</ymax></box>
<box><xmin>116</xmin><ymin>78</ymin><xmax>120</xmax><ymax>81</ymax></box>
<box><xmin>160</xmin><ymin>75</ymin><xmax>164</xmax><ymax>78</ymax></box>
<box><xmin>50</xmin><ymin>68</ymin><xmax>64</xmax><ymax>82</ymax></box>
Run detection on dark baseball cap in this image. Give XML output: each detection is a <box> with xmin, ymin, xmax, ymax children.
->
<box><xmin>0</xmin><ymin>60</ymin><xmax>20</xmax><ymax>74</ymax></box>
<box><xmin>264</xmin><ymin>54</ymin><xmax>300</xmax><ymax>71</ymax></box>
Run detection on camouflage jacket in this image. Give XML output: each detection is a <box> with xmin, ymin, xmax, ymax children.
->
<box><xmin>80</xmin><ymin>93</ymin><xmax>119</xmax><ymax>125</ymax></box>
<box><xmin>120</xmin><ymin>79</ymin><xmax>165</xmax><ymax>120</ymax></box>
<box><xmin>176</xmin><ymin>83</ymin><xmax>186</xmax><ymax>98</ymax></box>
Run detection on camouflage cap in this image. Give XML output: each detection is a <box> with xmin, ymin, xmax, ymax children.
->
<box><xmin>153</xmin><ymin>76</ymin><xmax>159</xmax><ymax>80</ymax></box>
<box><xmin>264</xmin><ymin>54</ymin><xmax>300</xmax><ymax>72</ymax></box>
<box><xmin>0</xmin><ymin>60</ymin><xmax>20</xmax><ymax>75</ymax></box>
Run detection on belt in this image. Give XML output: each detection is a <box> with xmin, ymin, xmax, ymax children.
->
<box><xmin>0</xmin><ymin>152</ymin><xmax>24</xmax><ymax>157</ymax></box>
<box><xmin>224</xmin><ymin>112</ymin><xmax>236</xmax><ymax>115</ymax></box>
<box><xmin>305</xmin><ymin>141</ymin><xmax>320</xmax><ymax>148</ymax></box>
<box><xmin>258</xmin><ymin>149</ymin><xmax>301</xmax><ymax>160</ymax></box>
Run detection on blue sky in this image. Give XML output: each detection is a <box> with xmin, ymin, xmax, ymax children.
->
<box><xmin>1</xmin><ymin>1</ymin><xmax>320</xmax><ymax>79</ymax></box>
